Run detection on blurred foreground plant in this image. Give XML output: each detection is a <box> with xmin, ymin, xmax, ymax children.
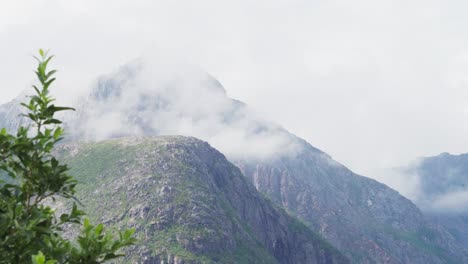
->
<box><xmin>0</xmin><ymin>49</ymin><xmax>136</xmax><ymax>263</ymax></box>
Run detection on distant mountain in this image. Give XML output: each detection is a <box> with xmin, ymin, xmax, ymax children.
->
<box><xmin>56</xmin><ymin>136</ymin><xmax>348</xmax><ymax>264</ymax></box>
<box><xmin>1</xmin><ymin>57</ymin><xmax>467</xmax><ymax>263</ymax></box>
<box><xmin>404</xmin><ymin>152</ymin><xmax>468</xmax><ymax>210</ymax></box>
<box><xmin>400</xmin><ymin>152</ymin><xmax>468</xmax><ymax>249</ymax></box>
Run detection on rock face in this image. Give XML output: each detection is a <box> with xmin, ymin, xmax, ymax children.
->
<box><xmin>2</xmin><ymin>58</ymin><xmax>467</xmax><ymax>263</ymax></box>
<box><xmin>57</xmin><ymin>136</ymin><xmax>348</xmax><ymax>264</ymax></box>
<box><xmin>400</xmin><ymin>152</ymin><xmax>468</xmax><ymax>249</ymax></box>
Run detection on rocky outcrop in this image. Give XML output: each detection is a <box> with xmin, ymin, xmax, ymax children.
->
<box><xmin>57</xmin><ymin>136</ymin><xmax>348</xmax><ymax>264</ymax></box>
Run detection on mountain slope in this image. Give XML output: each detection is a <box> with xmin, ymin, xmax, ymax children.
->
<box><xmin>235</xmin><ymin>142</ymin><xmax>467</xmax><ymax>263</ymax></box>
<box><xmin>56</xmin><ymin>136</ymin><xmax>348</xmax><ymax>264</ymax></box>
<box><xmin>2</xmin><ymin>58</ymin><xmax>467</xmax><ymax>263</ymax></box>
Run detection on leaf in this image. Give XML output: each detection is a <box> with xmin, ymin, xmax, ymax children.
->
<box><xmin>32</xmin><ymin>251</ymin><xmax>45</xmax><ymax>264</ymax></box>
<box><xmin>51</xmin><ymin>106</ymin><xmax>76</xmax><ymax>112</ymax></box>
<box><xmin>53</xmin><ymin>127</ymin><xmax>63</xmax><ymax>140</ymax></box>
<box><xmin>103</xmin><ymin>253</ymin><xmax>119</xmax><ymax>261</ymax></box>
<box><xmin>32</xmin><ymin>85</ymin><xmax>41</xmax><ymax>95</ymax></box>
<box><xmin>124</xmin><ymin>229</ymin><xmax>136</xmax><ymax>240</ymax></box>
<box><xmin>95</xmin><ymin>223</ymin><xmax>104</xmax><ymax>236</ymax></box>
<box><xmin>46</xmin><ymin>70</ymin><xmax>57</xmax><ymax>80</ymax></box>
<box><xmin>43</xmin><ymin>119</ymin><xmax>62</xmax><ymax>125</ymax></box>
<box><xmin>83</xmin><ymin>218</ymin><xmax>90</xmax><ymax>228</ymax></box>
<box><xmin>43</xmin><ymin>55</ymin><xmax>53</xmax><ymax>66</ymax></box>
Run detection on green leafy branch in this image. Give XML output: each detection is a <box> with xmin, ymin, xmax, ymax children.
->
<box><xmin>0</xmin><ymin>49</ymin><xmax>136</xmax><ymax>263</ymax></box>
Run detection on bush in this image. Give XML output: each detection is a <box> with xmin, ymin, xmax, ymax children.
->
<box><xmin>0</xmin><ymin>50</ymin><xmax>135</xmax><ymax>263</ymax></box>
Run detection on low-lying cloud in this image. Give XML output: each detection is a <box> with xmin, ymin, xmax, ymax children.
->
<box><xmin>430</xmin><ymin>189</ymin><xmax>468</xmax><ymax>213</ymax></box>
<box><xmin>67</xmin><ymin>54</ymin><xmax>302</xmax><ymax>160</ymax></box>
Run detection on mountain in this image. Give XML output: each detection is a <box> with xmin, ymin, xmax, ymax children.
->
<box><xmin>1</xmin><ymin>57</ymin><xmax>467</xmax><ymax>263</ymax></box>
<box><xmin>399</xmin><ymin>152</ymin><xmax>468</xmax><ymax>249</ymax></box>
<box><xmin>56</xmin><ymin>136</ymin><xmax>348</xmax><ymax>264</ymax></box>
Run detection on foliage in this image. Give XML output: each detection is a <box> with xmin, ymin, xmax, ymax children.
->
<box><xmin>0</xmin><ymin>50</ymin><xmax>136</xmax><ymax>263</ymax></box>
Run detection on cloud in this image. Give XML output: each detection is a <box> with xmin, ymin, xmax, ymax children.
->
<box><xmin>3</xmin><ymin>0</ymin><xmax>468</xmax><ymax>189</ymax></box>
<box><xmin>68</xmin><ymin>54</ymin><xmax>302</xmax><ymax>160</ymax></box>
<box><xmin>430</xmin><ymin>189</ymin><xmax>468</xmax><ymax>213</ymax></box>
<box><xmin>372</xmin><ymin>167</ymin><xmax>423</xmax><ymax>202</ymax></box>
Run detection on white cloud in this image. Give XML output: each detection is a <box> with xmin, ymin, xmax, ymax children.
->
<box><xmin>373</xmin><ymin>168</ymin><xmax>423</xmax><ymax>202</ymax></box>
<box><xmin>431</xmin><ymin>189</ymin><xmax>468</xmax><ymax>213</ymax></box>
<box><xmin>68</xmin><ymin>55</ymin><xmax>302</xmax><ymax>160</ymax></box>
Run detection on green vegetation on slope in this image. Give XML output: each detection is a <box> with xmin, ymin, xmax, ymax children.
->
<box><xmin>59</xmin><ymin>138</ymin><xmax>283</xmax><ymax>263</ymax></box>
<box><xmin>59</xmin><ymin>137</ymin><xmax>346</xmax><ymax>264</ymax></box>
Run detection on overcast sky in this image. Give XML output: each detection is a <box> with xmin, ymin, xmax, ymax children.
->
<box><xmin>3</xmin><ymin>0</ymin><xmax>468</xmax><ymax>180</ymax></box>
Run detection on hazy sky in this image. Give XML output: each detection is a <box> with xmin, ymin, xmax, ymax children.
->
<box><xmin>3</xmin><ymin>0</ymin><xmax>468</xmax><ymax>180</ymax></box>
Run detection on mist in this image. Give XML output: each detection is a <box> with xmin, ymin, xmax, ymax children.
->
<box><xmin>67</xmin><ymin>55</ymin><xmax>303</xmax><ymax>160</ymax></box>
